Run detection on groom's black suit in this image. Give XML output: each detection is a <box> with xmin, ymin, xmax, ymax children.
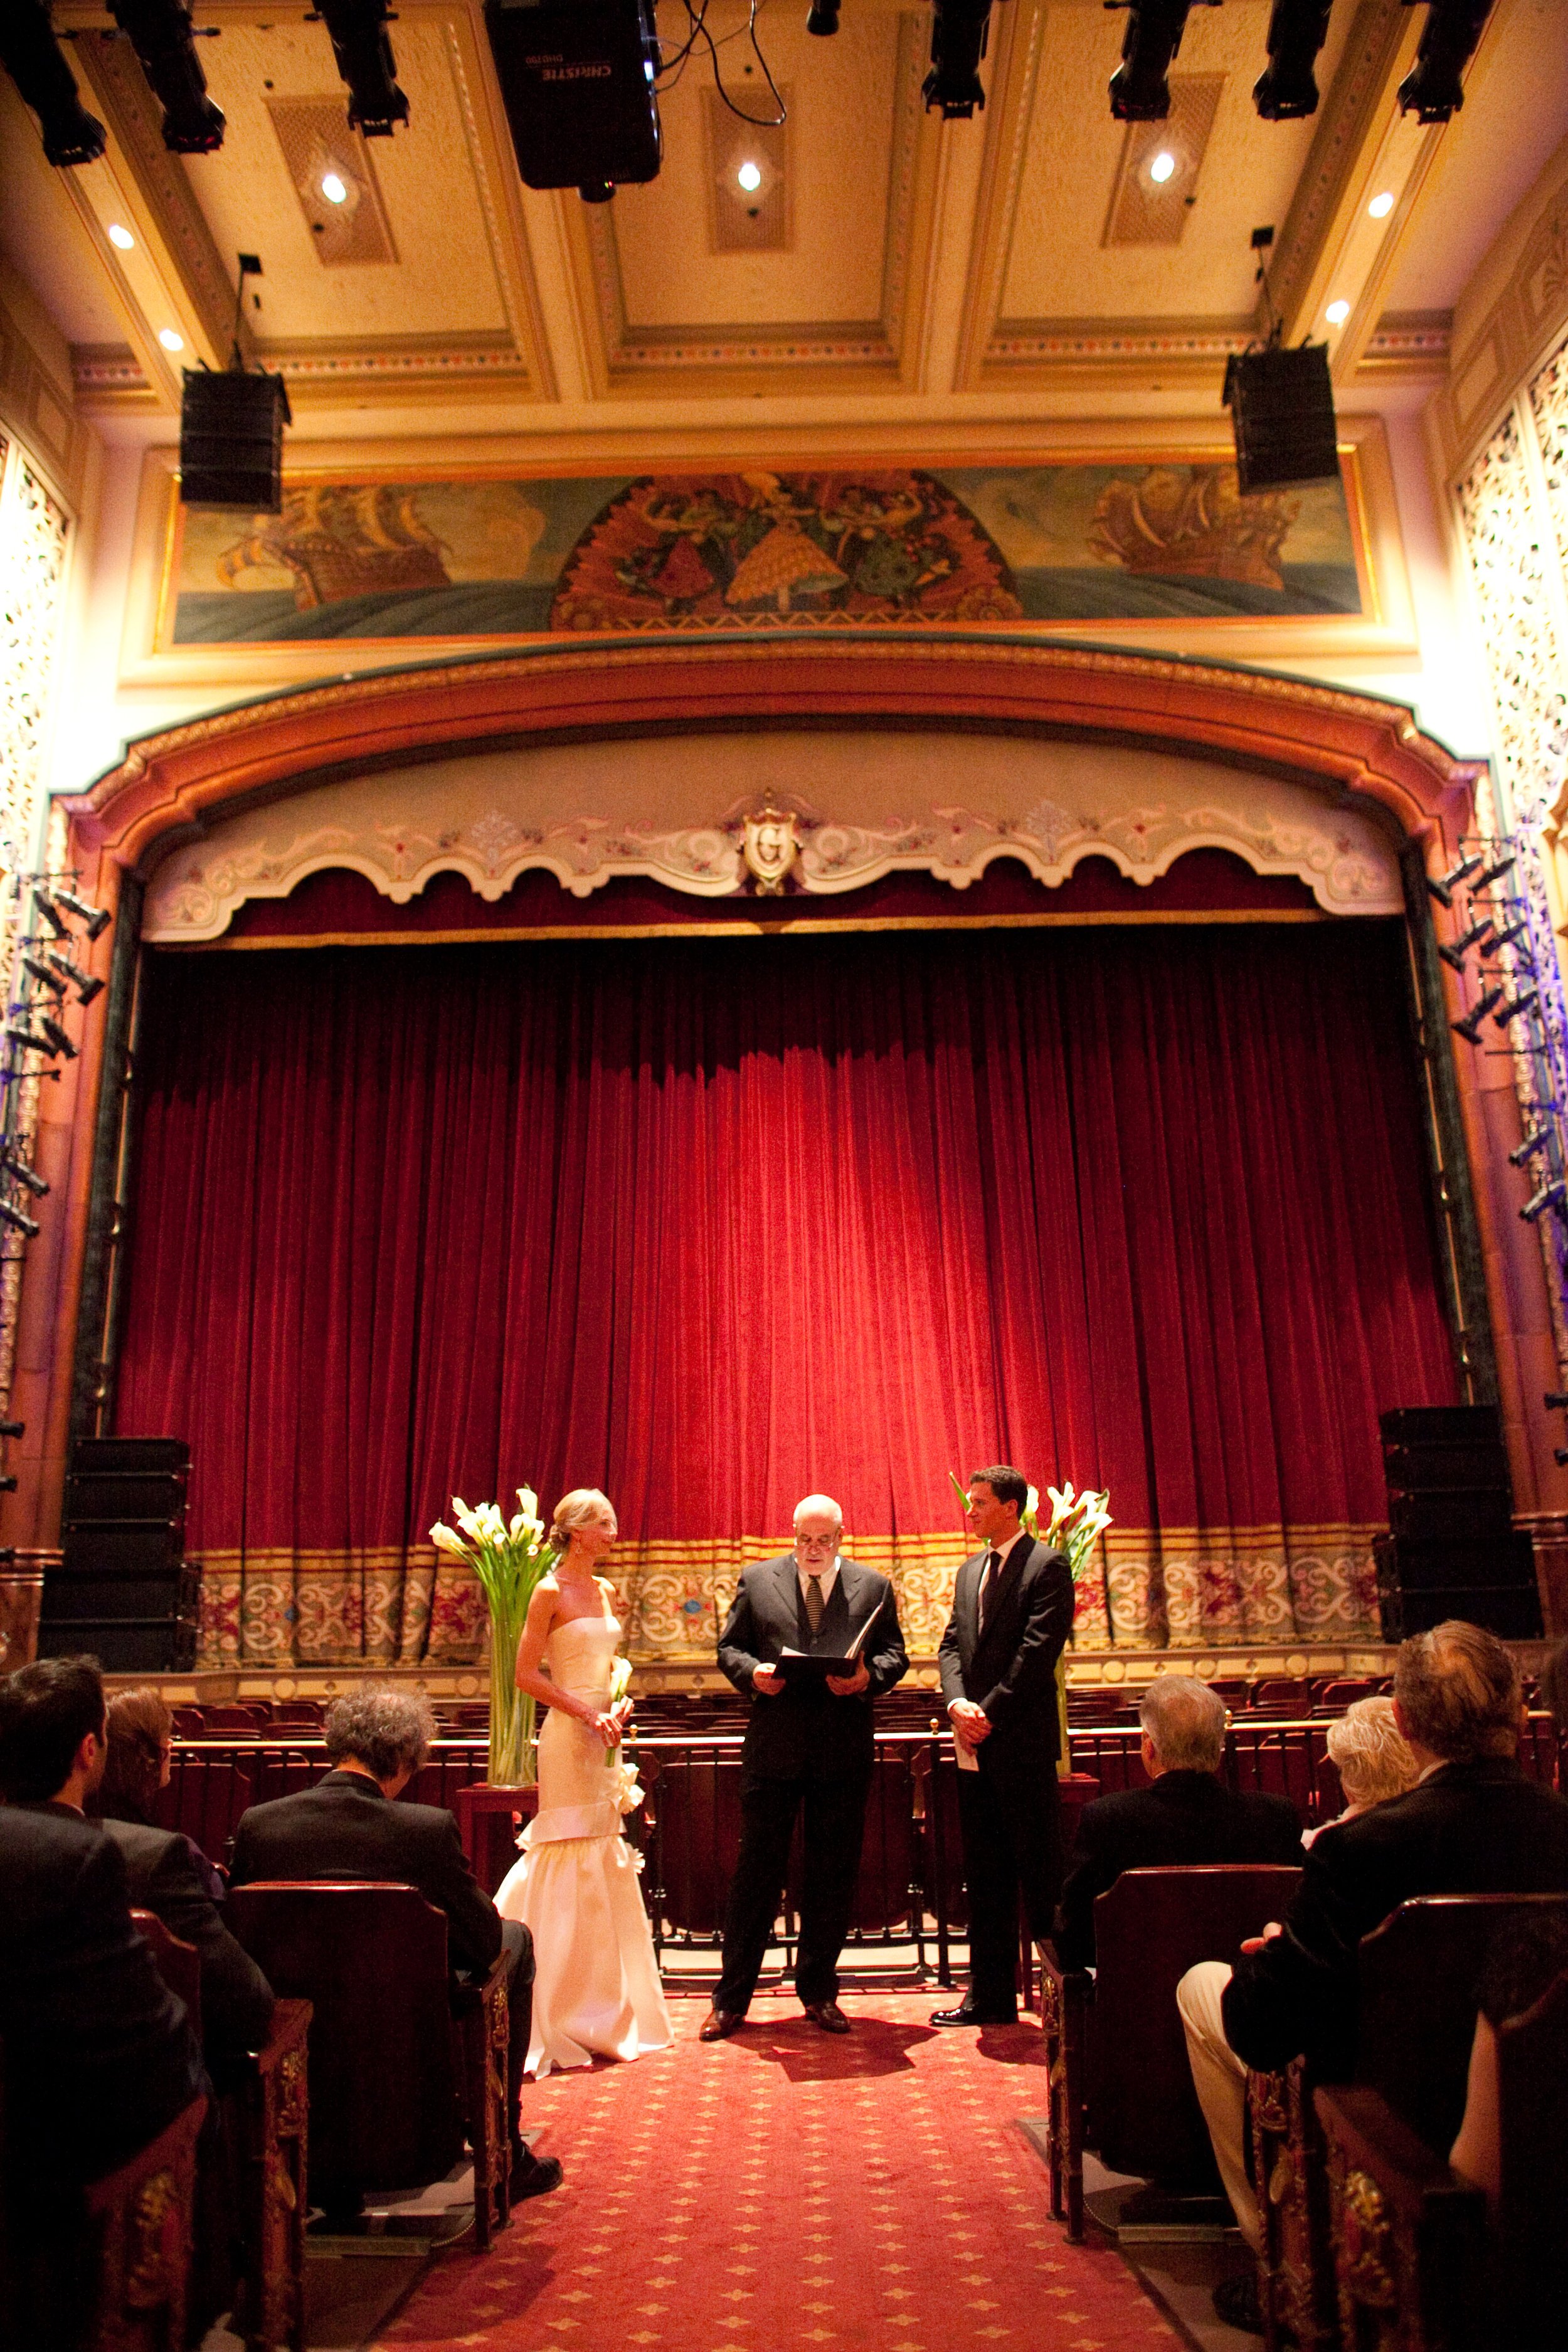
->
<box><xmin>715</xmin><ymin>1554</ymin><xmax>909</xmax><ymax>2012</ymax></box>
<box><xmin>938</xmin><ymin>1534</ymin><xmax>1075</xmax><ymax>2018</ymax></box>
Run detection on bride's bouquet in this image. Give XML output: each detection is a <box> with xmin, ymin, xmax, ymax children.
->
<box><xmin>430</xmin><ymin>1488</ymin><xmax>556</xmax><ymax>1785</ymax></box>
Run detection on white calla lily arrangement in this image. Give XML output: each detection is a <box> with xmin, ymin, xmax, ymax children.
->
<box><xmin>430</xmin><ymin>1487</ymin><xmax>557</xmax><ymax>1786</ymax></box>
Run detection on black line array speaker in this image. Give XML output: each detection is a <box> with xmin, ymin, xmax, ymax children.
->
<box><xmin>1222</xmin><ymin>343</ymin><xmax>1340</xmax><ymax>494</ymax></box>
<box><xmin>484</xmin><ymin>0</ymin><xmax>662</xmax><ymax>201</ymax></box>
<box><xmin>180</xmin><ymin>366</ymin><xmax>291</xmax><ymax>512</ymax></box>
<box><xmin>39</xmin><ymin>1436</ymin><xmax>197</xmax><ymax>1671</ymax></box>
<box><xmin>1375</xmin><ymin>1405</ymin><xmax>1542</xmax><ymax>1642</ymax></box>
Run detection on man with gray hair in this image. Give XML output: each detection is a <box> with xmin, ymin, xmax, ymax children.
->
<box><xmin>1053</xmin><ymin>1675</ymin><xmax>1301</xmax><ymax>1969</ymax></box>
<box><xmin>704</xmin><ymin>1493</ymin><xmax>908</xmax><ymax>2038</ymax></box>
<box><xmin>231</xmin><ymin>1685</ymin><xmax>560</xmax><ymax>2201</ymax></box>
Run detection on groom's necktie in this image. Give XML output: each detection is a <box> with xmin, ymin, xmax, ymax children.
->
<box><xmin>977</xmin><ymin>1549</ymin><xmax>1002</xmax><ymax>1633</ymax></box>
<box><xmin>805</xmin><ymin>1577</ymin><xmax>826</xmax><ymax>1635</ymax></box>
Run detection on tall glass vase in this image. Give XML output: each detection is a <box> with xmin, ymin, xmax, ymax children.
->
<box><xmin>488</xmin><ymin>1623</ymin><xmax>536</xmax><ymax>1786</ymax></box>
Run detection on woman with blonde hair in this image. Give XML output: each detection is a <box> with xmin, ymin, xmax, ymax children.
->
<box><xmin>1303</xmin><ymin>1695</ymin><xmax>1420</xmax><ymax>1845</ymax></box>
<box><xmin>494</xmin><ymin>1488</ymin><xmax>672</xmax><ymax>2075</ymax></box>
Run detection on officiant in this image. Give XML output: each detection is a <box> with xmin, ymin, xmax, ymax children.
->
<box><xmin>703</xmin><ymin>1495</ymin><xmax>909</xmax><ymax>2040</ymax></box>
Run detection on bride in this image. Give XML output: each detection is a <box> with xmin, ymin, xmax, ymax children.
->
<box><xmin>495</xmin><ymin>1488</ymin><xmax>673</xmax><ymax>2076</ymax></box>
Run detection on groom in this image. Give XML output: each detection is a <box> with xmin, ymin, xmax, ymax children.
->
<box><xmin>704</xmin><ymin>1494</ymin><xmax>909</xmax><ymax>2038</ymax></box>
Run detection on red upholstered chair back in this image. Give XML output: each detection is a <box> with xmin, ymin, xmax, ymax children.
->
<box><xmin>1091</xmin><ymin>1864</ymin><xmax>1303</xmax><ymax>2184</ymax></box>
<box><xmin>226</xmin><ymin>1880</ymin><xmax>465</xmax><ymax>2201</ymax></box>
<box><xmin>130</xmin><ymin>1906</ymin><xmax>203</xmax><ymax>2046</ymax></box>
<box><xmin>1355</xmin><ymin>1892</ymin><xmax>1568</xmax><ymax>2156</ymax></box>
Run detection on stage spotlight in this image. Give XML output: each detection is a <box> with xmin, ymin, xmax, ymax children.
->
<box><xmin>41</xmin><ymin>950</ymin><xmax>104</xmax><ymax>1005</ymax></box>
<box><xmin>4</xmin><ymin>1025</ymin><xmax>63</xmax><ymax>1059</ymax></box>
<box><xmin>1398</xmin><ymin>0</ymin><xmax>1495</xmax><ymax>124</ymax></box>
<box><xmin>0</xmin><ymin>1153</ymin><xmax>49</xmax><ymax>1200</ymax></box>
<box><xmin>1555</xmin><ymin>1446</ymin><xmax>1568</xmax><ymax>1466</ymax></box>
<box><xmin>315</xmin><ymin>0</ymin><xmax>409</xmax><ymax>137</ymax></box>
<box><xmin>1437</xmin><ymin>916</ymin><xmax>1495</xmax><ymax>971</ymax></box>
<box><xmin>1106</xmin><ymin>0</ymin><xmax>1220</xmax><ymax>123</ymax></box>
<box><xmin>0</xmin><ymin>1478</ymin><xmax>16</xmax><ymax>1494</ymax></box>
<box><xmin>1473</xmin><ymin>852</ymin><xmax>1517</xmax><ymax>891</ymax></box>
<box><xmin>1253</xmin><ymin>0</ymin><xmax>1333</xmax><ymax>120</ymax></box>
<box><xmin>1451</xmin><ymin>983</ymin><xmax>1504</xmax><ymax>1045</ymax></box>
<box><xmin>485</xmin><ymin>0</ymin><xmax>662</xmax><ymax>199</ymax></box>
<box><xmin>1546</xmin><ymin>1392</ymin><xmax>1568</xmax><ymax>1411</ymax></box>
<box><xmin>1520</xmin><ymin>1177</ymin><xmax>1567</xmax><ymax>1226</ymax></box>
<box><xmin>36</xmin><ymin>1015</ymin><xmax>77</xmax><ymax>1060</ymax></box>
<box><xmin>1510</xmin><ymin>1130</ymin><xmax>1552</xmax><ymax>1168</ymax></box>
<box><xmin>19</xmin><ymin>955</ymin><xmax>64</xmax><ymax>993</ymax></box>
<box><xmin>48</xmin><ymin>887</ymin><xmax>112</xmax><ymax>941</ymax></box>
<box><xmin>1485</xmin><ymin>916</ymin><xmax>1530</xmax><ymax>956</ymax></box>
<box><xmin>0</xmin><ymin>1200</ymin><xmax>41</xmax><ymax>1241</ymax></box>
<box><xmin>107</xmin><ymin>0</ymin><xmax>224</xmax><ymax>152</ymax></box>
<box><xmin>923</xmin><ymin>0</ymin><xmax>995</xmax><ymax>117</ymax></box>
<box><xmin>1493</xmin><ymin>987</ymin><xmax>1540</xmax><ymax>1030</ymax></box>
<box><xmin>806</xmin><ymin>0</ymin><xmax>841</xmax><ymax>31</ymax></box>
<box><xmin>0</xmin><ymin>1419</ymin><xmax>24</xmax><ymax>1440</ymax></box>
<box><xmin>1425</xmin><ymin>850</ymin><xmax>1483</xmax><ymax>909</ymax></box>
<box><xmin>0</xmin><ymin>0</ymin><xmax>107</xmax><ymax>166</ymax></box>
<box><xmin>31</xmin><ymin>889</ymin><xmax>70</xmax><ymax>939</ymax></box>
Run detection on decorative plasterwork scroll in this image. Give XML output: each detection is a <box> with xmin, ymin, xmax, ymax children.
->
<box><xmin>140</xmin><ymin>731</ymin><xmax>1404</xmax><ymax>941</ymax></box>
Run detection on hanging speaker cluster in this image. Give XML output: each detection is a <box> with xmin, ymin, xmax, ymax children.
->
<box><xmin>1222</xmin><ymin>342</ymin><xmax>1340</xmax><ymax>494</ymax></box>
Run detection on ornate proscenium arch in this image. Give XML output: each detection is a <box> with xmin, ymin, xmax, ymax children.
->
<box><xmin>28</xmin><ymin>633</ymin><xmax>1564</xmax><ymax>1638</ymax></box>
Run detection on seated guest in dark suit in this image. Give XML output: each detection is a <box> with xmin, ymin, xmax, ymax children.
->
<box><xmin>1178</xmin><ymin>1620</ymin><xmax>1568</xmax><ymax>2316</ymax></box>
<box><xmin>90</xmin><ymin>1686</ymin><xmax>274</xmax><ymax>2084</ymax></box>
<box><xmin>1054</xmin><ymin>1675</ymin><xmax>1301</xmax><ymax>1968</ymax></box>
<box><xmin>229</xmin><ymin>1685</ymin><xmax>560</xmax><ymax>2200</ymax></box>
<box><xmin>0</xmin><ymin>1657</ymin><xmax>204</xmax><ymax>2349</ymax></box>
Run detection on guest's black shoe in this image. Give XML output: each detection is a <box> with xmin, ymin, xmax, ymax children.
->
<box><xmin>509</xmin><ymin>2146</ymin><xmax>564</xmax><ymax>2202</ymax></box>
<box><xmin>1212</xmin><ymin>2270</ymin><xmax>1263</xmax><ymax>2335</ymax></box>
<box><xmin>928</xmin><ymin>2002</ymin><xmax>1018</xmax><ymax>2027</ymax></box>
<box><xmin>802</xmin><ymin>2000</ymin><xmax>851</xmax><ymax>2034</ymax></box>
<box><xmin>699</xmin><ymin>2006</ymin><xmax>745</xmax><ymax>2041</ymax></box>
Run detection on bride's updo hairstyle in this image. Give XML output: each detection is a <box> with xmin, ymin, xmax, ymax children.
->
<box><xmin>551</xmin><ymin>1487</ymin><xmax>615</xmax><ymax>1552</ymax></box>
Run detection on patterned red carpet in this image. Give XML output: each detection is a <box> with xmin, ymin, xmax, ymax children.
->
<box><xmin>376</xmin><ymin>1993</ymin><xmax>1184</xmax><ymax>2352</ymax></box>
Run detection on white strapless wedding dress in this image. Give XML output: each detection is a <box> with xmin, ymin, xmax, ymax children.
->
<box><xmin>494</xmin><ymin>1612</ymin><xmax>673</xmax><ymax>2077</ymax></box>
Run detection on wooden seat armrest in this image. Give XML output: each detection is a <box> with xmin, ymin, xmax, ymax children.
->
<box><xmin>1313</xmin><ymin>2084</ymin><xmax>1483</xmax><ymax>2212</ymax></box>
<box><xmin>450</xmin><ymin>1945</ymin><xmax>511</xmax><ymax>2018</ymax></box>
<box><xmin>1035</xmin><ymin>1938</ymin><xmax>1091</xmax><ymax>1996</ymax></box>
<box><xmin>249</xmin><ymin>1995</ymin><xmax>311</xmax><ymax>2075</ymax></box>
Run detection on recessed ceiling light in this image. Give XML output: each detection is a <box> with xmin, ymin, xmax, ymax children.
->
<box><xmin>1148</xmin><ymin>150</ymin><xmax>1177</xmax><ymax>185</ymax></box>
<box><xmin>736</xmin><ymin>159</ymin><xmax>763</xmax><ymax>193</ymax></box>
<box><xmin>158</xmin><ymin>327</ymin><xmax>185</xmax><ymax>351</ymax></box>
<box><xmin>1367</xmin><ymin>190</ymin><xmax>1395</xmax><ymax>219</ymax></box>
<box><xmin>1325</xmin><ymin>299</ymin><xmax>1351</xmax><ymax>326</ymax></box>
<box><xmin>107</xmin><ymin>223</ymin><xmax>135</xmax><ymax>251</ymax></box>
<box><xmin>320</xmin><ymin>171</ymin><xmax>348</xmax><ymax>204</ymax></box>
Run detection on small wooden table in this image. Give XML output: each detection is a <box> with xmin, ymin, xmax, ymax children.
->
<box><xmin>454</xmin><ymin>1781</ymin><xmax>541</xmax><ymax>1895</ymax></box>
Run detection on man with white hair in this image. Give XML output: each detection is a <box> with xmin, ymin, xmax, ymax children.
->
<box><xmin>704</xmin><ymin>1495</ymin><xmax>909</xmax><ymax>2038</ymax></box>
<box><xmin>1053</xmin><ymin>1675</ymin><xmax>1301</xmax><ymax>1969</ymax></box>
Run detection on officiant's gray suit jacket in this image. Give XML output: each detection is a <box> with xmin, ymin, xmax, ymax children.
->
<box><xmin>718</xmin><ymin>1554</ymin><xmax>909</xmax><ymax>1781</ymax></box>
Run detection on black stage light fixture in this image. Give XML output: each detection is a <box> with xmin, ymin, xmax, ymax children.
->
<box><xmin>1222</xmin><ymin>341</ymin><xmax>1340</xmax><ymax>493</ymax></box>
<box><xmin>0</xmin><ymin>1419</ymin><xmax>24</xmax><ymax>1440</ymax></box>
<box><xmin>484</xmin><ymin>0</ymin><xmax>661</xmax><ymax>203</ymax></box>
<box><xmin>4</xmin><ymin>1024</ymin><xmax>63</xmax><ymax>1059</ymax></box>
<box><xmin>19</xmin><ymin>954</ymin><xmax>65</xmax><ymax>993</ymax></box>
<box><xmin>1106</xmin><ymin>0</ymin><xmax>1220</xmax><ymax>123</ymax></box>
<box><xmin>1546</xmin><ymin>1391</ymin><xmax>1568</xmax><ymax>1411</ymax></box>
<box><xmin>1254</xmin><ymin>0</ymin><xmax>1333</xmax><ymax>119</ymax></box>
<box><xmin>923</xmin><ymin>0</ymin><xmax>995</xmax><ymax>116</ymax></box>
<box><xmin>1425</xmin><ymin>849</ymin><xmax>1483</xmax><ymax>908</ymax></box>
<box><xmin>1398</xmin><ymin>0</ymin><xmax>1494</xmax><ymax>124</ymax></box>
<box><xmin>49</xmin><ymin>886</ymin><xmax>113</xmax><ymax>941</ymax></box>
<box><xmin>107</xmin><ymin>0</ymin><xmax>224</xmax><ymax>152</ymax></box>
<box><xmin>1</xmin><ymin>1152</ymin><xmax>49</xmax><ymax>1200</ymax></box>
<box><xmin>1493</xmin><ymin>986</ymin><xmax>1540</xmax><ymax>1030</ymax></box>
<box><xmin>0</xmin><ymin>1200</ymin><xmax>41</xmax><ymax>1241</ymax></box>
<box><xmin>1451</xmin><ymin>983</ymin><xmax>1504</xmax><ymax>1044</ymax></box>
<box><xmin>315</xmin><ymin>0</ymin><xmax>409</xmax><ymax>137</ymax></box>
<box><xmin>806</xmin><ymin>0</ymin><xmax>841</xmax><ymax>31</ymax></box>
<box><xmin>36</xmin><ymin>1015</ymin><xmax>77</xmax><ymax>1060</ymax></box>
<box><xmin>31</xmin><ymin>888</ymin><xmax>70</xmax><ymax>938</ymax></box>
<box><xmin>1473</xmin><ymin>852</ymin><xmax>1517</xmax><ymax>891</ymax></box>
<box><xmin>1510</xmin><ymin>1129</ymin><xmax>1551</xmax><ymax>1168</ymax></box>
<box><xmin>42</xmin><ymin>949</ymin><xmax>105</xmax><ymax>1004</ymax></box>
<box><xmin>1437</xmin><ymin>916</ymin><xmax>1495</xmax><ymax>971</ymax></box>
<box><xmin>0</xmin><ymin>0</ymin><xmax>107</xmax><ymax>165</ymax></box>
<box><xmin>1521</xmin><ymin>1177</ymin><xmax>1567</xmax><ymax>1226</ymax></box>
<box><xmin>1484</xmin><ymin>916</ymin><xmax>1530</xmax><ymax>955</ymax></box>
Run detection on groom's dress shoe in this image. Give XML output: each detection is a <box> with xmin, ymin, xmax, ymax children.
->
<box><xmin>928</xmin><ymin>2002</ymin><xmax>1017</xmax><ymax>2028</ymax></box>
<box><xmin>700</xmin><ymin>2006</ymin><xmax>744</xmax><ymax>2041</ymax></box>
<box><xmin>803</xmin><ymin>2000</ymin><xmax>851</xmax><ymax>2035</ymax></box>
<box><xmin>510</xmin><ymin>2146</ymin><xmax>564</xmax><ymax>2201</ymax></box>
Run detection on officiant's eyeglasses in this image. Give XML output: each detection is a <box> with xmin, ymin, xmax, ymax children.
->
<box><xmin>795</xmin><ymin>1532</ymin><xmax>839</xmax><ymax>1553</ymax></box>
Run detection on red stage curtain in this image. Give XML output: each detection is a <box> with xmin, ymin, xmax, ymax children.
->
<box><xmin>115</xmin><ymin>921</ymin><xmax>1456</xmax><ymax>1663</ymax></box>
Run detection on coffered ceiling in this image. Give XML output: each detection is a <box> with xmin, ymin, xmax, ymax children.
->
<box><xmin>0</xmin><ymin>0</ymin><xmax>1564</xmax><ymax>430</ymax></box>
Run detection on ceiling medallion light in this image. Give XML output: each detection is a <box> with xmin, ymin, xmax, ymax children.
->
<box><xmin>1325</xmin><ymin>299</ymin><xmax>1350</xmax><ymax>325</ymax></box>
<box><xmin>737</xmin><ymin>159</ymin><xmax>763</xmax><ymax>191</ymax></box>
<box><xmin>320</xmin><ymin>169</ymin><xmax>349</xmax><ymax>203</ymax></box>
<box><xmin>108</xmin><ymin>223</ymin><xmax>136</xmax><ymax>249</ymax></box>
<box><xmin>158</xmin><ymin>327</ymin><xmax>186</xmax><ymax>351</ymax></box>
<box><xmin>1367</xmin><ymin>189</ymin><xmax>1394</xmax><ymax>218</ymax></box>
<box><xmin>1148</xmin><ymin>149</ymin><xmax>1176</xmax><ymax>183</ymax></box>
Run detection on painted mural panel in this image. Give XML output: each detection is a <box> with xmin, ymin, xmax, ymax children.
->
<box><xmin>166</xmin><ymin>457</ymin><xmax>1364</xmax><ymax>645</ymax></box>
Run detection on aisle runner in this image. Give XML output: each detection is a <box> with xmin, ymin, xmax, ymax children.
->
<box><xmin>376</xmin><ymin>1993</ymin><xmax>1182</xmax><ymax>2352</ymax></box>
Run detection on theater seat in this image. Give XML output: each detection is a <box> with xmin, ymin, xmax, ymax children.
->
<box><xmin>226</xmin><ymin>1880</ymin><xmax>508</xmax><ymax>2251</ymax></box>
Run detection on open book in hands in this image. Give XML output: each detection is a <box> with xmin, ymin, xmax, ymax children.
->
<box><xmin>775</xmin><ymin>1591</ymin><xmax>884</xmax><ymax>1682</ymax></box>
